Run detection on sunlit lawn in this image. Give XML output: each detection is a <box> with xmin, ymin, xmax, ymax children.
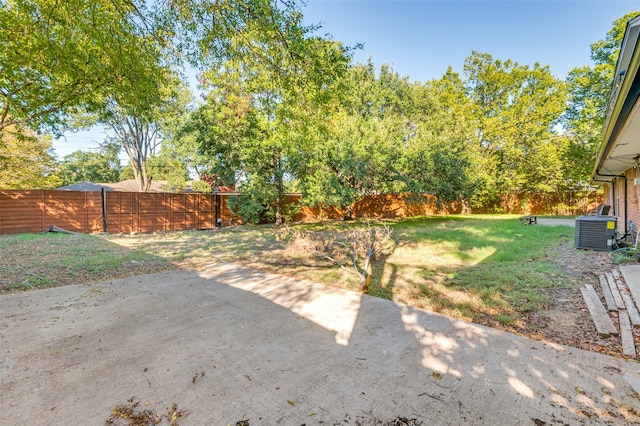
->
<box><xmin>372</xmin><ymin>215</ymin><xmax>572</xmax><ymax>324</ymax></box>
<box><xmin>106</xmin><ymin>215</ymin><xmax>574</xmax><ymax>325</ymax></box>
<box><xmin>1</xmin><ymin>215</ymin><xmax>575</xmax><ymax>326</ymax></box>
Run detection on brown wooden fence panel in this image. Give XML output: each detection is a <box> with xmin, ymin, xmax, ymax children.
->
<box><xmin>196</xmin><ymin>194</ymin><xmax>216</xmax><ymax>229</ymax></box>
<box><xmin>285</xmin><ymin>194</ymin><xmax>341</xmax><ymax>221</ymax></box>
<box><xmin>0</xmin><ymin>189</ymin><xmax>602</xmax><ymax>235</ymax></box>
<box><xmin>290</xmin><ymin>193</ymin><xmax>457</xmax><ymax>221</ymax></box>
<box><xmin>0</xmin><ymin>190</ymin><xmax>105</xmax><ymax>234</ymax></box>
<box><xmin>171</xmin><ymin>194</ymin><xmax>186</xmax><ymax>231</ymax></box>
<box><xmin>184</xmin><ymin>194</ymin><xmax>194</xmax><ymax>229</ymax></box>
<box><xmin>0</xmin><ymin>191</ymin><xmax>44</xmax><ymax>234</ymax></box>
<box><xmin>0</xmin><ymin>190</ymin><xmax>222</xmax><ymax>235</ymax></box>
<box><xmin>106</xmin><ymin>192</ymin><xmax>134</xmax><ymax>234</ymax></box>
<box><xmin>42</xmin><ymin>190</ymin><xmax>103</xmax><ymax>233</ymax></box>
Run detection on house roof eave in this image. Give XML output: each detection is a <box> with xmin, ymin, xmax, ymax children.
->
<box><xmin>593</xmin><ymin>15</ymin><xmax>640</xmax><ymax>184</ymax></box>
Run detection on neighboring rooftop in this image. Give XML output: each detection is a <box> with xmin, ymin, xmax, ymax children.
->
<box><xmin>55</xmin><ymin>181</ymin><xmax>116</xmax><ymax>192</ymax></box>
<box><xmin>56</xmin><ymin>179</ymin><xmax>237</xmax><ymax>193</ymax></box>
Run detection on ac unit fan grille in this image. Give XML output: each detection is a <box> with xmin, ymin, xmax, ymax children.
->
<box><xmin>578</xmin><ymin>222</ymin><xmax>607</xmax><ymax>249</ymax></box>
<box><xmin>575</xmin><ymin>216</ymin><xmax>615</xmax><ymax>251</ymax></box>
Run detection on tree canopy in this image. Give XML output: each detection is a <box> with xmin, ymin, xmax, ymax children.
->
<box><xmin>0</xmin><ymin>0</ymin><xmax>170</xmax><ymax>133</ymax></box>
<box><xmin>57</xmin><ymin>141</ymin><xmax>122</xmax><ymax>186</ymax></box>
<box><xmin>2</xmin><ymin>2</ymin><xmax>637</xmax><ymax>218</ymax></box>
<box><xmin>180</xmin><ymin>47</ymin><xmax>573</xmax><ymax>219</ymax></box>
<box><xmin>0</xmin><ymin>124</ymin><xmax>59</xmax><ymax>189</ymax></box>
<box><xmin>564</xmin><ymin>11</ymin><xmax>640</xmax><ymax>185</ymax></box>
<box><xmin>1</xmin><ymin>0</ymin><xmax>322</xmax><ymax>192</ymax></box>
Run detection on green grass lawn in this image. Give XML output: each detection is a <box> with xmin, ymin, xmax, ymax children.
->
<box><xmin>372</xmin><ymin>215</ymin><xmax>573</xmax><ymax>323</ymax></box>
<box><xmin>1</xmin><ymin>215</ymin><xmax>577</xmax><ymax>327</ymax></box>
<box><xmin>0</xmin><ymin>232</ymin><xmax>172</xmax><ymax>292</ymax></box>
<box><xmin>105</xmin><ymin>215</ymin><xmax>577</xmax><ymax>325</ymax></box>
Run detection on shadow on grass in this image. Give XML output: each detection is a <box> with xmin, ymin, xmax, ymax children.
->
<box><xmin>366</xmin><ymin>216</ymin><xmax>577</xmax><ymax>325</ymax></box>
<box><xmin>0</xmin><ymin>232</ymin><xmax>173</xmax><ymax>294</ymax></box>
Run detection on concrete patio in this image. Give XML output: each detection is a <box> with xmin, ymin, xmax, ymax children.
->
<box><xmin>2</xmin><ymin>263</ymin><xmax>639</xmax><ymax>424</ymax></box>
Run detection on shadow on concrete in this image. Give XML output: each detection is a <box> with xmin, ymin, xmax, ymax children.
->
<box><xmin>2</xmin><ymin>261</ymin><xmax>639</xmax><ymax>424</ymax></box>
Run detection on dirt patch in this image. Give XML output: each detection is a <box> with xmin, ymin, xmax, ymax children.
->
<box><xmin>492</xmin><ymin>240</ymin><xmax>639</xmax><ymax>357</ymax></box>
<box><xmin>105</xmin><ymin>397</ymin><xmax>188</xmax><ymax>425</ymax></box>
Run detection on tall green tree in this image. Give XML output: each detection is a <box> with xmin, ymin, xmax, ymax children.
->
<box><xmin>398</xmin><ymin>68</ymin><xmax>478</xmax><ymax>208</ymax></box>
<box><xmin>2</xmin><ymin>0</ymin><xmax>321</xmax><ymax>192</ymax></box>
<box><xmin>187</xmin><ymin>64</ymin><xmax>295</xmax><ymax>224</ymax></box>
<box><xmin>295</xmin><ymin>62</ymin><xmax>407</xmax><ymax>219</ymax></box>
<box><xmin>0</xmin><ymin>124</ymin><xmax>60</xmax><ymax>189</ymax></box>
<box><xmin>564</xmin><ymin>11</ymin><xmax>640</xmax><ymax>185</ymax></box>
<box><xmin>92</xmin><ymin>78</ymin><xmax>193</xmax><ymax>191</ymax></box>
<box><xmin>57</xmin><ymin>141</ymin><xmax>122</xmax><ymax>186</ymax></box>
<box><xmin>463</xmin><ymin>51</ymin><xmax>567</xmax><ymax>207</ymax></box>
<box><xmin>183</xmin><ymin>36</ymin><xmax>352</xmax><ymax>224</ymax></box>
<box><xmin>101</xmin><ymin>1</ymin><xmax>327</xmax><ymax>194</ymax></box>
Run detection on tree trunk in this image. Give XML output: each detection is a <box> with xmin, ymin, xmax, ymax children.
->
<box><xmin>275</xmin><ymin>200</ymin><xmax>283</xmax><ymax>225</ymax></box>
<box><xmin>361</xmin><ymin>271</ymin><xmax>371</xmax><ymax>293</ymax></box>
<box><xmin>274</xmin><ymin>154</ymin><xmax>284</xmax><ymax>225</ymax></box>
<box><xmin>112</xmin><ymin>114</ymin><xmax>158</xmax><ymax>193</ymax></box>
<box><xmin>132</xmin><ymin>160</ymin><xmax>151</xmax><ymax>192</ymax></box>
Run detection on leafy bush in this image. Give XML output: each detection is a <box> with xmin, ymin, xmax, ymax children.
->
<box><xmin>227</xmin><ymin>194</ymin><xmax>267</xmax><ymax>224</ymax></box>
<box><xmin>191</xmin><ymin>180</ymin><xmax>212</xmax><ymax>194</ymax></box>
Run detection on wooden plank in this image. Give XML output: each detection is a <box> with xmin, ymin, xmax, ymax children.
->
<box><xmin>622</xmin><ymin>293</ymin><xmax>640</xmax><ymax>328</ymax></box>
<box><xmin>619</xmin><ymin>310</ymin><xmax>637</xmax><ymax>357</ymax></box>
<box><xmin>605</xmin><ymin>273</ymin><xmax>626</xmax><ymax>310</ymax></box>
<box><xmin>616</xmin><ymin>278</ymin><xmax>628</xmax><ymax>303</ymax></box>
<box><xmin>612</xmin><ymin>269</ymin><xmax>622</xmax><ymax>280</ymax></box>
<box><xmin>580</xmin><ymin>285</ymin><xmax>618</xmax><ymax>336</ymax></box>
<box><xmin>599</xmin><ymin>274</ymin><xmax>617</xmax><ymax>311</ymax></box>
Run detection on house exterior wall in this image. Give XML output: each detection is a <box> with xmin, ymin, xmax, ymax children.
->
<box><xmin>628</xmin><ymin>167</ymin><xmax>640</xmax><ymax>233</ymax></box>
<box><xmin>603</xmin><ymin>167</ymin><xmax>640</xmax><ymax>234</ymax></box>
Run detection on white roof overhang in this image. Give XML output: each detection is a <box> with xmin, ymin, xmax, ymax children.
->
<box><xmin>593</xmin><ymin>16</ymin><xmax>640</xmax><ymax>183</ymax></box>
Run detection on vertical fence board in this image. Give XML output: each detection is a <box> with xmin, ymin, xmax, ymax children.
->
<box><xmin>0</xmin><ymin>189</ymin><xmax>602</xmax><ymax>235</ymax></box>
<box><xmin>0</xmin><ymin>191</ymin><xmax>45</xmax><ymax>234</ymax></box>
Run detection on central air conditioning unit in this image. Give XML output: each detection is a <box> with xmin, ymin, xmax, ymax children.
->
<box><xmin>575</xmin><ymin>215</ymin><xmax>617</xmax><ymax>251</ymax></box>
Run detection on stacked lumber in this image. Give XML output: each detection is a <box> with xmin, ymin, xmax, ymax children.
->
<box><xmin>580</xmin><ymin>285</ymin><xmax>617</xmax><ymax>336</ymax></box>
<box><xmin>581</xmin><ymin>269</ymin><xmax>640</xmax><ymax>357</ymax></box>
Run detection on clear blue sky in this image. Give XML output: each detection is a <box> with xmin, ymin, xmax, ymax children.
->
<box><xmin>303</xmin><ymin>0</ymin><xmax>638</xmax><ymax>81</ymax></box>
<box><xmin>53</xmin><ymin>0</ymin><xmax>639</xmax><ymax>159</ymax></box>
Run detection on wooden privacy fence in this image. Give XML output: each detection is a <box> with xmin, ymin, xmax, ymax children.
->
<box><xmin>289</xmin><ymin>193</ymin><xmax>462</xmax><ymax>221</ymax></box>
<box><xmin>0</xmin><ymin>190</ymin><xmax>454</xmax><ymax>235</ymax></box>
<box><xmin>0</xmin><ymin>190</ymin><xmax>238</xmax><ymax>235</ymax></box>
<box><xmin>0</xmin><ymin>189</ymin><xmax>601</xmax><ymax>235</ymax></box>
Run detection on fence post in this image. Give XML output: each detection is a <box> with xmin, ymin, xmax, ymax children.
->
<box><xmin>101</xmin><ymin>188</ymin><xmax>108</xmax><ymax>233</ymax></box>
<box><xmin>215</xmin><ymin>189</ymin><xmax>221</xmax><ymax>228</ymax></box>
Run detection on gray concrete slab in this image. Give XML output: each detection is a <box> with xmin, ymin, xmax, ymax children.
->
<box><xmin>2</xmin><ymin>264</ymin><xmax>640</xmax><ymax>425</ymax></box>
<box><xmin>620</xmin><ymin>265</ymin><xmax>640</xmax><ymax>312</ymax></box>
<box><xmin>618</xmin><ymin>265</ymin><xmax>640</xmax><ymax>397</ymax></box>
<box><xmin>537</xmin><ymin>218</ymin><xmax>575</xmax><ymax>227</ymax></box>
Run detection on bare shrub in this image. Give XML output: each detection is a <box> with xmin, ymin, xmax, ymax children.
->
<box><xmin>287</xmin><ymin>221</ymin><xmax>394</xmax><ymax>292</ymax></box>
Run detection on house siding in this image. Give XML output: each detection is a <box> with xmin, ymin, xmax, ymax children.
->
<box><xmin>628</xmin><ymin>167</ymin><xmax>640</xmax><ymax>234</ymax></box>
<box><xmin>603</xmin><ymin>167</ymin><xmax>640</xmax><ymax>234</ymax></box>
